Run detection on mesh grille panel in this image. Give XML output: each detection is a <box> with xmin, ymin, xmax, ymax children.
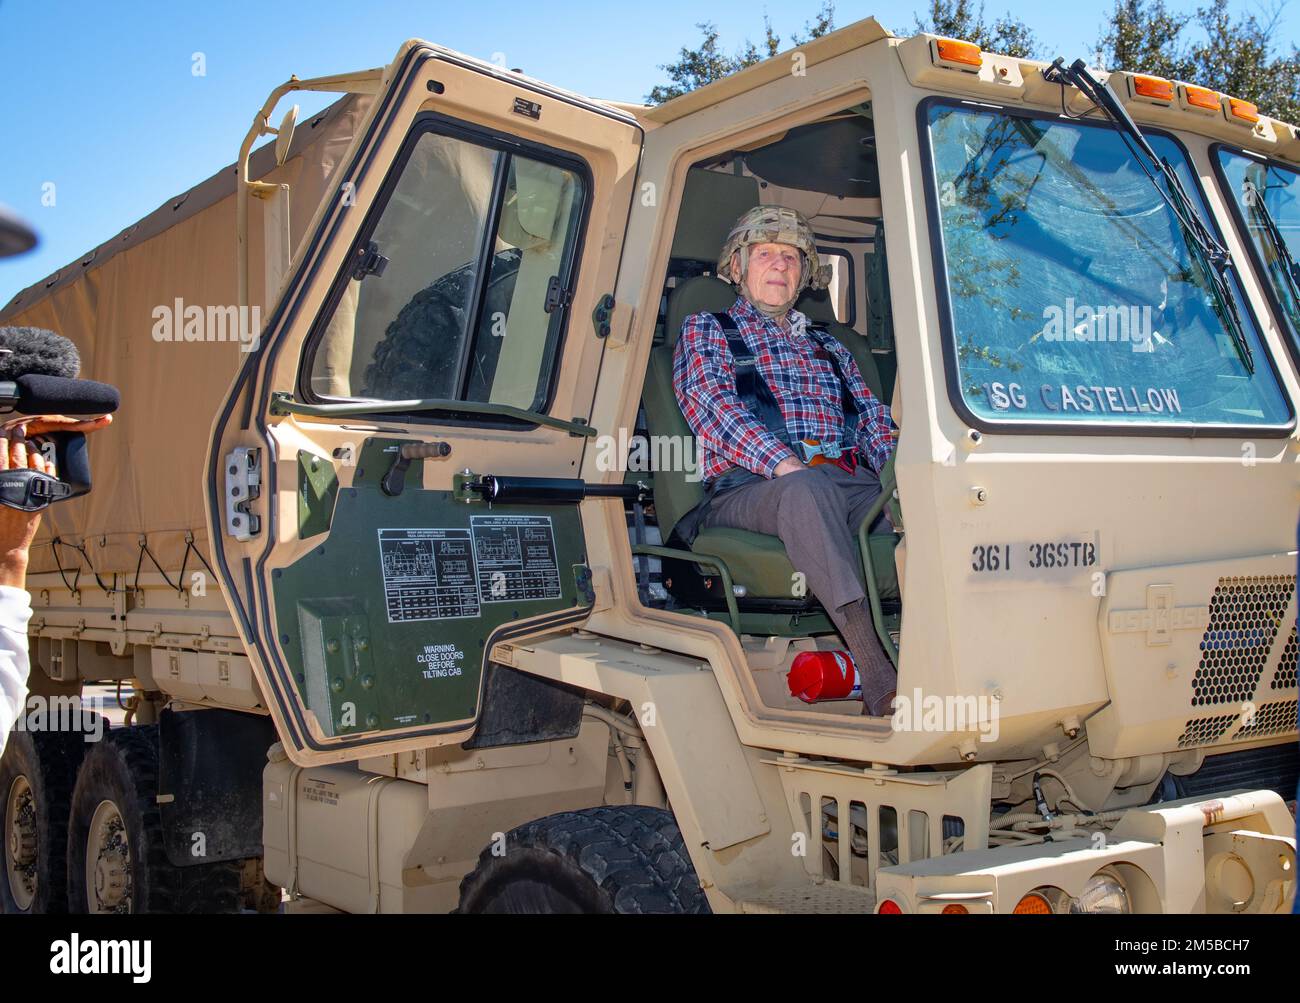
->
<box><xmin>1232</xmin><ymin>699</ymin><xmax>1298</xmax><ymax>741</ymax></box>
<box><xmin>1192</xmin><ymin>576</ymin><xmax>1294</xmax><ymax>707</ymax></box>
<box><xmin>1177</xmin><ymin>713</ymin><xmax>1239</xmax><ymax>748</ymax></box>
<box><xmin>1273</xmin><ymin>627</ymin><xmax>1297</xmax><ymax>690</ymax></box>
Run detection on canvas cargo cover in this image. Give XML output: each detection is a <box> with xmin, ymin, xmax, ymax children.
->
<box><xmin>0</xmin><ymin>94</ymin><xmax>373</xmax><ymax>576</ymax></box>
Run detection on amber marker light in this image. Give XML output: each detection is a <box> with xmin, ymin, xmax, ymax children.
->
<box><xmin>932</xmin><ymin>38</ymin><xmax>982</xmax><ymax>69</ymax></box>
<box><xmin>1182</xmin><ymin>84</ymin><xmax>1221</xmax><ymax>113</ymax></box>
<box><xmin>1131</xmin><ymin>74</ymin><xmax>1174</xmax><ymax>103</ymax></box>
<box><xmin>1012</xmin><ymin>892</ymin><xmax>1053</xmax><ymax>914</ymax></box>
<box><xmin>1226</xmin><ymin>97</ymin><xmax>1260</xmax><ymax>124</ymax></box>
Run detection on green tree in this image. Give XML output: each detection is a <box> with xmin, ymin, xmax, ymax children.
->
<box><xmin>647</xmin><ymin>1</ymin><xmax>1298</xmax><ymax>124</ymax></box>
<box><xmin>646</xmin><ymin>3</ymin><xmax>836</xmax><ymax>104</ymax></box>
<box><xmin>1097</xmin><ymin>0</ymin><xmax>1299</xmax><ymax>123</ymax></box>
<box><xmin>914</xmin><ymin>0</ymin><xmax>1039</xmax><ymax>58</ymax></box>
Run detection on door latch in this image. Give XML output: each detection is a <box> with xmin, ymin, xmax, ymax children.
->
<box><xmin>224</xmin><ymin>447</ymin><xmax>262</xmax><ymax>541</ymax></box>
<box><xmin>352</xmin><ymin>240</ymin><xmax>389</xmax><ymax>281</ymax></box>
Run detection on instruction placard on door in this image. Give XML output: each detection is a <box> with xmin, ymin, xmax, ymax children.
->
<box><xmin>471</xmin><ymin>515</ymin><xmax>562</xmax><ymax>603</ymax></box>
<box><xmin>378</xmin><ymin>528</ymin><xmax>481</xmax><ymax>623</ymax></box>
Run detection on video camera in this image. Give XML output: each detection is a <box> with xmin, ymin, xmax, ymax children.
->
<box><xmin>0</xmin><ymin>327</ymin><xmax>120</xmax><ymax>512</ymax></box>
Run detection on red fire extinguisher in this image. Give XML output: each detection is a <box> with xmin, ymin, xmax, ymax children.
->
<box><xmin>787</xmin><ymin>650</ymin><xmax>861</xmax><ymax>702</ymax></box>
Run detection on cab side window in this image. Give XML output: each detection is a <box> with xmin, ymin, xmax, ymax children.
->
<box><xmin>305</xmin><ymin>120</ymin><xmax>587</xmax><ymax>415</ymax></box>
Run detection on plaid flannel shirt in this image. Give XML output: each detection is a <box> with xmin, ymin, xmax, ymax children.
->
<box><xmin>673</xmin><ymin>295</ymin><xmax>896</xmax><ymax>484</ymax></box>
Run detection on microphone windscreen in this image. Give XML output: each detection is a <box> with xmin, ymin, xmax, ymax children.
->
<box><xmin>0</xmin><ymin>326</ymin><xmax>80</xmax><ymax>380</ymax></box>
<box><xmin>15</xmin><ymin>374</ymin><xmax>120</xmax><ymax>415</ymax></box>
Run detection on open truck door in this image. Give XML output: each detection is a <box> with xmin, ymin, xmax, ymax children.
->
<box><xmin>206</xmin><ymin>41</ymin><xmax>643</xmax><ymax>765</ymax></box>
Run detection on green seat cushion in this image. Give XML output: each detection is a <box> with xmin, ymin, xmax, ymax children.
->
<box><xmin>690</xmin><ymin>525</ymin><xmax>898</xmax><ymax>604</ymax></box>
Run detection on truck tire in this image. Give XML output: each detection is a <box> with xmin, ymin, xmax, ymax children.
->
<box><xmin>456</xmin><ymin>805</ymin><xmax>711</xmax><ymax>914</ymax></box>
<box><xmin>1</xmin><ymin>725</ymin><xmax>93</xmax><ymax>914</ymax></box>
<box><xmin>65</xmin><ymin>725</ymin><xmax>241</xmax><ymax>914</ymax></box>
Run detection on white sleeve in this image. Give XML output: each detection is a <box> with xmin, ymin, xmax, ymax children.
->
<box><xmin>0</xmin><ymin>585</ymin><xmax>34</xmax><ymax>754</ymax></box>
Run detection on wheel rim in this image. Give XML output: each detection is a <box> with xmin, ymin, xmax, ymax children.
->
<box><xmin>86</xmin><ymin>799</ymin><xmax>132</xmax><ymax>914</ymax></box>
<box><xmin>5</xmin><ymin>775</ymin><xmax>38</xmax><ymax>911</ymax></box>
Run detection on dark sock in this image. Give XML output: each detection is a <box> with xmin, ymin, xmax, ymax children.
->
<box><xmin>838</xmin><ymin>599</ymin><xmax>897</xmax><ymax>715</ymax></box>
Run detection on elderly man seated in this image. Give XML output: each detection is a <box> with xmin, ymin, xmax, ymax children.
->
<box><xmin>672</xmin><ymin>205</ymin><xmax>898</xmax><ymax>716</ymax></box>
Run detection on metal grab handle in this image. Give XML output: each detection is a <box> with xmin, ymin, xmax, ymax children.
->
<box><xmin>632</xmin><ymin>544</ymin><xmax>741</xmax><ymax>636</ymax></box>
<box><xmin>398</xmin><ymin>441</ymin><xmax>452</xmax><ymax>461</ymax></box>
<box><xmin>381</xmin><ymin>441</ymin><xmax>452</xmax><ymax>496</ymax></box>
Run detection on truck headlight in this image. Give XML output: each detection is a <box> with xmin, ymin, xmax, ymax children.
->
<box><xmin>1069</xmin><ymin>868</ymin><xmax>1132</xmax><ymax>914</ymax></box>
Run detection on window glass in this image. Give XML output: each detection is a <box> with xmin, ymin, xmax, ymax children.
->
<box><xmin>925</xmin><ymin>104</ymin><xmax>1289</xmax><ymax>428</ymax></box>
<box><xmin>816</xmin><ymin>247</ymin><xmax>854</xmax><ymax>324</ymax></box>
<box><xmin>1216</xmin><ymin>149</ymin><xmax>1300</xmax><ymax>345</ymax></box>
<box><xmin>307</xmin><ymin>127</ymin><xmax>585</xmax><ymax>414</ymax></box>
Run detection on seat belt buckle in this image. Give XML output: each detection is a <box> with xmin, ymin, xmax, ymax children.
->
<box><xmin>798</xmin><ymin>438</ymin><xmax>854</xmax><ymax>469</ymax></box>
<box><xmin>797</xmin><ymin>438</ymin><xmax>835</xmax><ymax>465</ymax></box>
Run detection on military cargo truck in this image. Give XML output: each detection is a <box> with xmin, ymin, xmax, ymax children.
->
<box><xmin>2</xmin><ymin>17</ymin><xmax>1297</xmax><ymax>914</ymax></box>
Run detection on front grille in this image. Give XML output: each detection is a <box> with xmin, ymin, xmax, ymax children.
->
<box><xmin>1273</xmin><ymin>627</ymin><xmax>1297</xmax><ymax>690</ymax></box>
<box><xmin>1232</xmin><ymin>699</ymin><xmax>1299</xmax><ymax>741</ymax></box>
<box><xmin>1177</xmin><ymin>713</ymin><xmax>1239</xmax><ymax>748</ymax></box>
<box><xmin>1192</xmin><ymin>575</ymin><xmax>1294</xmax><ymax>707</ymax></box>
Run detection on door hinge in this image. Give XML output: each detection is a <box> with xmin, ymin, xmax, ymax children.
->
<box><xmin>224</xmin><ymin>447</ymin><xmax>262</xmax><ymax>541</ymax></box>
<box><xmin>544</xmin><ymin>275</ymin><xmax>572</xmax><ymax>314</ymax></box>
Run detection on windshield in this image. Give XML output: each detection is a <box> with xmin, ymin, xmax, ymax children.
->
<box><xmin>924</xmin><ymin>102</ymin><xmax>1290</xmax><ymax>429</ymax></box>
<box><xmin>1216</xmin><ymin>148</ymin><xmax>1300</xmax><ymax>346</ymax></box>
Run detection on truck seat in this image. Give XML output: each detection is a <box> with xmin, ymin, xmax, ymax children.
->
<box><xmin>645</xmin><ymin>273</ymin><xmax>899</xmax><ymax>609</ymax></box>
<box><xmin>794</xmin><ymin>287</ymin><xmax>885</xmax><ymax>403</ymax></box>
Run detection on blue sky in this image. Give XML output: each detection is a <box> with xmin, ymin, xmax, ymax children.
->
<box><xmin>1</xmin><ymin>0</ymin><xmax>1296</xmax><ymax>300</ymax></box>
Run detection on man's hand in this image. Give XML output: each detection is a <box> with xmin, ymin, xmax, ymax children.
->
<box><xmin>773</xmin><ymin>456</ymin><xmax>805</xmax><ymax>477</ymax></box>
<box><xmin>18</xmin><ymin>414</ymin><xmax>112</xmax><ymax>436</ymax></box>
<box><xmin>0</xmin><ymin>427</ymin><xmax>57</xmax><ymax>588</ymax></box>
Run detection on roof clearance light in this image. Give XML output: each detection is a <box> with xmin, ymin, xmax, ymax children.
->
<box><xmin>1182</xmin><ymin>84</ymin><xmax>1221</xmax><ymax>114</ymax></box>
<box><xmin>1012</xmin><ymin>892</ymin><xmax>1053</xmax><ymax>914</ymax></box>
<box><xmin>932</xmin><ymin>38</ymin><xmax>983</xmax><ymax>70</ymax></box>
<box><xmin>877</xmin><ymin>898</ymin><xmax>903</xmax><ymax>914</ymax></box>
<box><xmin>1131</xmin><ymin>74</ymin><xmax>1174</xmax><ymax>103</ymax></box>
<box><xmin>941</xmin><ymin>903</ymin><xmax>970</xmax><ymax>914</ymax></box>
<box><xmin>1226</xmin><ymin>97</ymin><xmax>1260</xmax><ymax>125</ymax></box>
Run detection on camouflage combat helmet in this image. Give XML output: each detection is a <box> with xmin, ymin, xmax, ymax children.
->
<box><xmin>717</xmin><ymin>205</ymin><xmax>831</xmax><ymax>299</ymax></box>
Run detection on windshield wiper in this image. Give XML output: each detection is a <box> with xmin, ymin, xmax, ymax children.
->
<box><xmin>1243</xmin><ymin>178</ymin><xmax>1300</xmax><ymax>324</ymax></box>
<box><xmin>1043</xmin><ymin>57</ymin><xmax>1255</xmax><ymax>373</ymax></box>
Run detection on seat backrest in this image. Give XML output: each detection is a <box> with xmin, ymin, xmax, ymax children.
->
<box><xmin>669</xmin><ymin>170</ymin><xmax>761</xmax><ymax>264</ymax></box>
<box><xmin>794</xmin><ymin>287</ymin><xmax>886</xmax><ymax>403</ymax></box>
<box><xmin>646</xmin><ymin>276</ymin><xmax>738</xmax><ymax>540</ymax></box>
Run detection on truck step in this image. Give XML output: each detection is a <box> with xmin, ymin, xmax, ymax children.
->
<box><xmin>735</xmin><ymin>880</ymin><xmax>876</xmax><ymax>914</ymax></box>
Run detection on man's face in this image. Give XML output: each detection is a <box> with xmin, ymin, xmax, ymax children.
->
<box><xmin>734</xmin><ymin>242</ymin><xmax>802</xmax><ymax>310</ymax></box>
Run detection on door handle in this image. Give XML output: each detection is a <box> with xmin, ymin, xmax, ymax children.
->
<box><xmin>381</xmin><ymin>441</ymin><xmax>452</xmax><ymax>496</ymax></box>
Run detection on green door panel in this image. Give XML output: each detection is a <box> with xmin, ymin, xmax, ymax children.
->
<box><xmin>298</xmin><ymin>450</ymin><xmax>340</xmax><ymax>538</ymax></box>
<box><xmin>272</xmin><ymin>438</ymin><xmax>590</xmax><ymax>738</ymax></box>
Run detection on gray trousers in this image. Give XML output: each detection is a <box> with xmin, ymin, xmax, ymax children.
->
<box><xmin>701</xmin><ymin>464</ymin><xmax>890</xmax><ymax>627</ymax></box>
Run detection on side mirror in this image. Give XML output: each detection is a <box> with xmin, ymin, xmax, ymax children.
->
<box><xmin>0</xmin><ymin>204</ymin><xmax>37</xmax><ymax>259</ymax></box>
<box><xmin>274</xmin><ymin>104</ymin><xmax>299</xmax><ymax>167</ymax></box>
